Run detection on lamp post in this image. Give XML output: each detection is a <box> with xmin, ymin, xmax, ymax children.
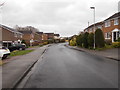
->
<box><xmin>90</xmin><ymin>7</ymin><xmax>96</xmax><ymax>49</ymax></box>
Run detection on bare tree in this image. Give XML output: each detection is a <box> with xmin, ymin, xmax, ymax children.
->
<box><xmin>0</xmin><ymin>3</ymin><xmax>4</xmax><ymax>7</ymax></box>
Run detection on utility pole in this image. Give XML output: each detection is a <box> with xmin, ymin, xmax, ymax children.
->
<box><xmin>90</xmin><ymin>7</ymin><xmax>96</xmax><ymax>49</ymax></box>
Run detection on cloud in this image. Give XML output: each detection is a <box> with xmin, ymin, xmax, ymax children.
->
<box><xmin>1</xmin><ymin>0</ymin><xmax>119</xmax><ymax>37</ymax></box>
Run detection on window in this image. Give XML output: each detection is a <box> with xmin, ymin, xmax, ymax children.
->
<box><xmin>97</xmin><ymin>25</ymin><xmax>102</xmax><ymax>29</ymax></box>
<box><xmin>90</xmin><ymin>28</ymin><xmax>93</xmax><ymax>32</ymax></box>
<box><xmin>20</xmin><ymin>35</ymin><xmax>23</xmax><ymax>38</ymax></box>
<box><xmin>105</xmin><ymin>32</ymin><xmax>111</xmax><ymax>39</ymax></box>
<box><xmin>105</xmin><ymin>22</ymin><xmax>108</xmax><ymax>27</ymax></box>
<box><xmin>114</xmin><ymin>19</ymin><xmax>119</xmax><ymax>25</ymax></box>
<box><xmin>108</xmin><ymin>21</ymin><xmax>111</xmax><ymax>27</ymax></box>
<box><xmin>118</xmin><ymin>31</ymin><xmax>120</xmax><ymax>38</ymax></box>
<box><xmin>105</xmin><ymin>20</ymin><xmax>111</xmax><ymax>27</ymax></box>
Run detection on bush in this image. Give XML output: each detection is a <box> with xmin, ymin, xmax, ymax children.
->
<box><xmin>43</xmin><ymin>42</ymin><xmax>48</xmax><ymax>45</ymax></box>
<box><xmin>95</xmin><ymin>29</ymin><xmax>105</xmax><ymax>48</ymax></box>
<box><xmin>112</xmin><ymin>42</ymin><xmax>120</xmax><ymax>48</ymax></box>
<box><xmin>83</xmin><ymin>32</ymin><xmax>89</xmax><ymax>48</ymax></box>
<box><xmin>60</xmin><ymin>39</ymin><xmax>65</xmax><ymax>43</ymax></box>
<box><xmin>48</xmin><ymin>39</ymin><xmax>54</xmax><ymax>44</ymax></box>
<box><xmin>76</xmin><ymin>34</ymin><xmax>83</xmax><ymax>47</ymax></box>
<box><xmin>69</xmin><ymin>37</ymin><xmax>76</xmax><ymax>46</ymax></box>
<box><xmin>88</xmin><ymin>33</ymin><xmax>94</xmax><ymax>48</ymax></box>
<box><xmin>117</xmin><ymin>37</ymin><xmax>120</xmax><ymax>42</ymax></box>
<box><xmin>21</xmin><ymin>40</ymin><xmax>26</xmax><ymax>44</ymax></box>
<box><xmin>69</xmin><ymin>39</ymin><xmax>76</xmax><ymax>46</ymax></box>
<box><xmin>105</xmin><ymin>39</ymin><xmax>112</xmax><ymax>45</ymax></box>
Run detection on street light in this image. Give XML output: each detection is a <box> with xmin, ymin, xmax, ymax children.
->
<box><xmin>90</xmin><ymin>7</ymin><xmax>96</xmax><ymax>49</ymax></box>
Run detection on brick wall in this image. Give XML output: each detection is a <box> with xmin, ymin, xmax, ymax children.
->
<box><xmin>42</xmin><ymin>34</ymin><xmax>48</xmax><ymax>41</ymax></box>
<box><xmin>102</xmin><ymin>18</ymin><xmax>120</xmax><ymax>41</ymax></box>
<box><xmin>2</xmin><ymin>28</ymin><xmax>16</xmax><ymax>41</ymax></box>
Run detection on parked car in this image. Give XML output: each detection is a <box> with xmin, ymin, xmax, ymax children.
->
<box><xmin>0</xmin><ymin>46</ymin><xmax>10</xmax><ymax>59</ymax></box>
<box><xmin>8</xmin><ymin>43</ymin><xmax>26</xmax><ymax>52</ymax></box>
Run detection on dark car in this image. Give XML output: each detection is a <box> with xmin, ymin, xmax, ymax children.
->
<box><xmin>8</xmin><ymin>44</ymin><xmax>26</xmax><ymax>52</ymax></box>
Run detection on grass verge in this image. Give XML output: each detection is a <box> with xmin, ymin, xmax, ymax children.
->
<box><xmin>27</xmin><ymin>45</ymin><xmax>44</xmax><ymax>48</ymax></box>
<box><xmin>95</xmin><ymin>45</ymin><xmax>113</xmax><ymax>51</ymax></box>
<box><xmin>0</xmin><ymin>60</ymin><xmax>2</xmax><ymax>66</ymax></box>
<box><xmin>10</xmin><ymin>50</ymin><xmax>34</xmax><ymax>57</ymax></box>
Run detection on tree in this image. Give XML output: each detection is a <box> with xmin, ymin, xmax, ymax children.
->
<box><xmin>88</xmin><ymin>33</ymin><xmax>94</xmax><ymax>48</ymax></box>
<box><xmin>76</xmin><ymin>34</ymin><xmax>83</xmax><ymax>47</ymax></box>
<box><xmin>0</xmin><ymin>3</ymin><xmax>4</xmax><ymax>7</ymax></box>
<box><xmin>83</xmin><ymin>32</ymin><xmax>89</xmax><ymax>48</ymax></box>
<box><xmin>95</xmin><ymin>29</ymin><xmax>105</xmax><ymax>48</ymax></box>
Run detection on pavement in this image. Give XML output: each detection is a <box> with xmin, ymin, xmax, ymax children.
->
<box><xmin>19</xmin><ymin>43</ymin><xmax>118</xmax><ymax>88</ymax></box>
<box><xmin>0</xmin><ymin>66</ymin><xmax>2</xmax><ymax>90</ymax></box>
<box><xmin>1</xmin><ymin>45</ymin><xmax>49</xmax><ymax>89</ymax></box>
<box><xmin>66</xmin><ymin>44</ymin><xmax>120</xmax><ymax>61</ymax></box>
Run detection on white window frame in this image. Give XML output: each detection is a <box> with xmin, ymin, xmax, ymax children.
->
<box><xmin>90</xmin><ymin>28</ymin><xmax>93</xmax><ymax>32</ymax></box>
<box><xmin>105</xmin><ymin>21</ymin><xmax>108</xmax><ymax>27</ymax></box>
<box><xmin>20</xmin><ymin>35</ymin><xmax>23</xmax><ymax>38</ymax></box>
<box><xmin>105</xmin><ymin>32</ymin><xmax>111</xmax><ymax>39</ymax></box>
<box><xmin>105</xmin><ymin>20</ymin><xmax>111</xmax><ymax>27</ymax></box>
<box><xmin>97</xmin><ymin>25</ymin><xmax>102</xmax><ymax>29</ymax></box>
<box><xmin>114</xmin><ymin>19</ymin><xmax>119</xmax><ymax>25</ymax></box>
<box><xmin>108</xmin><ymin>20</ymin><xmax>111</xmax><ymax>27</ymax></box>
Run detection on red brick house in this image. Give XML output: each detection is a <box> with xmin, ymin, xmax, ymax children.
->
<box><xmin>42</xmin><ymin>33</ymin><xmax>48</xmax><ymax>41</ymax></box>
<box><xmin>45</xmin><ymin>33</ymin><xmax>54</xmax><ymax>40</ymax></box>
<box><xmin>84</xmin><ymin>12</ymin><xmax>120</xmax><ymax>42</ymax></box>
<box><xmin>19</xmin><ymin>30</ymin><xmax>43</xmax><ymax>46</ymax></box>
<box><xmin>54</xmin><ymin>34</ymin><xmax>60</xmax><ymax>43</ymax></box>
<box><xmin>17</xmin><ymin>26</ymin><xmax>43</xmax><ymax>46</ymax></box>
<box><xmin>84</xmin><ymin>22</ymin><xmax>103</xmax><ymax>33</ymax></box>
<box><xmin>19</xmin><ymin>30</ymin><xmax>34</xmax><ymax>46</ymax></box>
<box><xmin>102</xmin><ymin>12</ymin><xmax>120</xmax><ymax>42</ymax></box>
<box><xmin>36</xmin><ymin>32</ymin><xmax>43</xmax><ymax>43</ymax></box>
<box><xmin>0</xmin><ymin>24</ymin><xmax>23</xmax><ymax>47</ymax></box>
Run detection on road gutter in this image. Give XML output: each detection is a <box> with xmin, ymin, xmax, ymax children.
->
<box><xmin>65</xmin><ymin>45</ymin><xmax>119</xmax><ymax>61</ymax></box>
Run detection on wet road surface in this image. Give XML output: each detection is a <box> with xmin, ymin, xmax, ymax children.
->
<box><xmin>23</xmin><ymin>43</ymin><xmax>118</xmax><ymax>88</ymax></box>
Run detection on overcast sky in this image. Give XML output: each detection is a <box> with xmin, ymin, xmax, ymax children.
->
<box><xmin>0</xmin><ymin>0</ymin><xmax>119</xmax><ymax>37</ymax></box>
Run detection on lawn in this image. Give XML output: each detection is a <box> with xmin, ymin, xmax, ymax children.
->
<box><xmin>10</xmin><ymin>50</ymin><xmax>34</xmax><ymax>57</ymax></box>
<box><xmin>0</xmin><ymin>60</ymin><xmax>2</xmax><ymax>66</ymax></box>
<box><xmin>27</xmin><ymin>45</ymin><xmax>44</xmax><ymax>48</ymax></box>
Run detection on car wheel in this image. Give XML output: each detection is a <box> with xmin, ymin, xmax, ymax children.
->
<box><xmin>19</xmin><ymin>48</ymin><xmax>23</xmax><ymax>50</ymax></box>
<box><xmin>2</xmin><ymin>55</ymin><xmax>8</xmax><ymax>60</ymax></box>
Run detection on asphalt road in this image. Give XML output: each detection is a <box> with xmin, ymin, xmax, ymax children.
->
<box><xmin>23</xmin><ymin>43</ymin><xmax>118</xmax><ymax>88</ymax></box>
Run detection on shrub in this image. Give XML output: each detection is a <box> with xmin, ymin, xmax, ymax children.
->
<box><xmin>117</xmin><ymin>37</ymin><xmax>120</xmax><ymax>42</ymax></box>
<box><xmin>105</xmin><ymin>39</ymin><xmax>112</xmax><ymax>45</ymax></box>
<box><xmin>43</xmin><ymin>42</ymin><xmax>48</xmax><ymax>45</ymax></box>
<box><xmin>83</xmin><ymin>32</ymin><xmax>89</xmax><ymax>48</ymax></box>
<box><xmin>76</xmin><ymin>34</ymin><xmax>83</xmax><ymax>47</ymax></box>
<box><xmin>112</xmin><ymin>42</ymin><xmax>120</xmax><ymax>48</ymax></box>
<box><xmin>60</xmin><ymin>39</ymin><xmax>65</xmax><ymax>43</ymax></box>
<box><xmin>88</xmin><ymin>33</ymin><xmax>94</xmax><ymax>48</ymax></box>
<box><xmin>48</xmin><ymin>39</ymin><xmax>54</xmax><ymax>44</ymax></box>
<box><xmin>21</xmin><ymin>40</ymin><xmax>26</xmax><ymax>44</ymax></box>
<box><xmin>95</xmin><ymin>29</ymin><xmax>105</xmax><ymax>48</ymax></box>
<box><xmin>70</xmin><ymin>39</ymin><xmax>76</xmax><ymax>46</ymax></box>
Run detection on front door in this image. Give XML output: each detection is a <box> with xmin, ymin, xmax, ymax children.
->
<box><xmin>113</xmin><ymin>32</ymin><xmax>116</xmax><ymax>42</ymax></box>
